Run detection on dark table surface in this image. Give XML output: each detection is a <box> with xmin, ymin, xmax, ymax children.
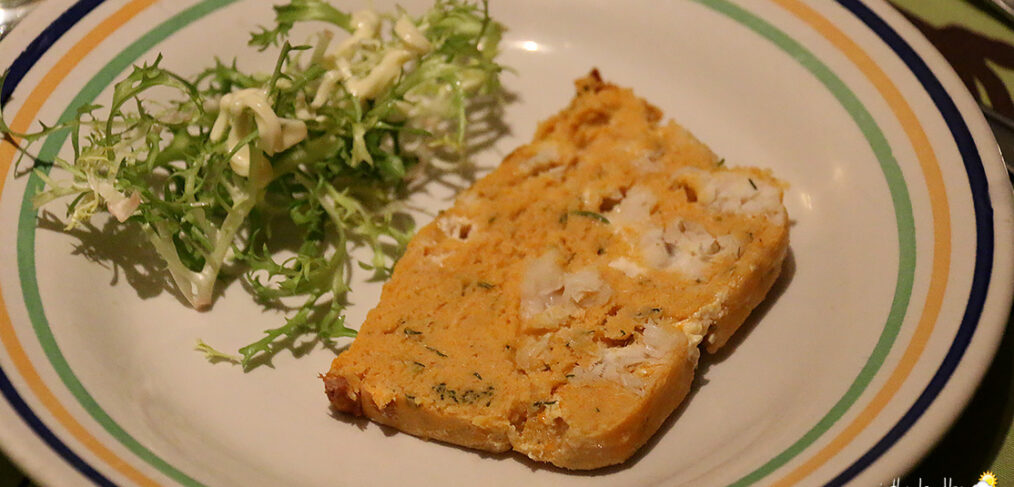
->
<box><xmin>0</xmin><ymin>0</ymin><xmax>1013</xmax><ymax>486</ymax></box>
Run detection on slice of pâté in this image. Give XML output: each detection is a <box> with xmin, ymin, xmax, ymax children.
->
<box><xmin>322</xmin><ymin>70</ymin><xmax>789</xmax><ymax>469</ymax></box>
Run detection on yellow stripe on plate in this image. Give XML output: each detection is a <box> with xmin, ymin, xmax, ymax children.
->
<box><xmin>768</xmin><ymin>0</ymin><xmax>951</xmax><ymax>485</ymax></box>
<box><xmin>0</xmin><ymin>0</ymin><xmax>164</xmax><ymax>485</ymax></box>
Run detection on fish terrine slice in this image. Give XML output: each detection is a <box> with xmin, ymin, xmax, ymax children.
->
<box><xmin>322</xmin><ymin>70</ymin><xmax>789</xmax><ymax>469</ymax></box>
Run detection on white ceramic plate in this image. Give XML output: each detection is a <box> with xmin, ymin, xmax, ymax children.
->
<box><xmin>0</xmin><ymin>0</ymin><xmax>1011</xmax><ymax>485</ymax></box>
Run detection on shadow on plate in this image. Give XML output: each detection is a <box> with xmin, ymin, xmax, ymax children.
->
<box><xmin>902</xmin><ymin>307</ymin><xmax>1014</xmax><ymax>483</ymax></box>
<box><xmin>598</xmin><ymin>247</ymin><xmax>797</xmax><ymax>476</ymax></box>
<box><xmin>35</xmin><ymin>210</ymin><xmax>191</xmax><ymax>305</ymax></box>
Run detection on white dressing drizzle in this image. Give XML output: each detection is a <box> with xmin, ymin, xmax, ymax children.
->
<box><xmin>328</xmin><ymin>9</ymin><xmax>381</xmax><ymax>60</ymax></box>
<box><xmin>346</xmin><ymin>48</ymin><xmax>413</xmax><ymax>100</ymax></box>
<box><xmin>210</xmin><ymin>88</ymin><xmax>307</xmax><ymax>179</ymax></box>
<box><xmin>395</xmin><ymin>15</ymin><xmax>432</xmax><ymax>53</ymax></box>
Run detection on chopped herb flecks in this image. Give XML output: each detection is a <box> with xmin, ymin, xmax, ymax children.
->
<box><xmin>561</xmin><ymin>210</ymin><xmax>610</xmax><ymax>225</ymax></box>
<box><xmin>433</xmin><ymin>383</ymin><xmax>494</xmax><ymax>405</ymax></box>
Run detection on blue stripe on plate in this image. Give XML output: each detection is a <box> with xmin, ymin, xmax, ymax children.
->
<box><xmin>1</xmin><ymin>2</ymin><xmax>119</xmax><ymax>486</ymax></box>
<box><xmin>2</xmin><ymin>0</ymin><xmax>105</xmax><ymax>104</ymax></box>
<box><xmin>828</xmin><ymin>0</ymin><xmax>995</xmax><ymax>485</ymax></box>
<box><xmin>0</xmin><ymin>1</ymin><xmax>999</xmax><ymax>486</ymax></box>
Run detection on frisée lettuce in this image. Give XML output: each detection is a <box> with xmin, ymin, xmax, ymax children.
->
<box><xmin>0</xmin><ymin>0</ymin><xmax>505</xmax><ymax>369</ymax></box>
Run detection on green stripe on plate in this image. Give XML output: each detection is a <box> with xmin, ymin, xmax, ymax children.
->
<box><xmin>689</xmin><ymin>1</ymin><xmax>916</xmax><ymax>485</ymax></box>
<box><xmin>14</xmin><ymin>0</ymin><xmax>916</xmax><ymax>485</ymax></box>
<box><xmin>18</xmin><ymin>1</ymin><xmax>239</xmax><ymax>486</ymax></box>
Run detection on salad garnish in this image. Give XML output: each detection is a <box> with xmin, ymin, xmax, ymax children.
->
<box><xmin>1</xmin><ymin>0</ymin><xmax>505</xmax><ymax>369</ymax></box>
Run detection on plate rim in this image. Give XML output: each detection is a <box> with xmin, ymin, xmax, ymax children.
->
<box><xmin>818</xmin><ymin>0</ymin><xmax>1014</xmax><ymax>483</ymax></box>
<box><xmin>0</xmin><ymin>0</ymin><xmax>1010</xmax><ymax>485</ymax></box>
